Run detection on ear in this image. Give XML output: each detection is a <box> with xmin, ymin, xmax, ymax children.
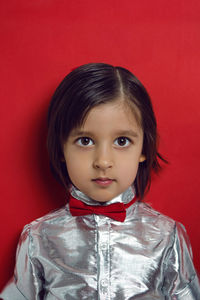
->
<box><xmin>139</xmin><ymin>154</ymin><xmax>146</xmax><ymax>162</ymax></box>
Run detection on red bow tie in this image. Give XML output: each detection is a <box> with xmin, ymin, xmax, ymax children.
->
<box><xmin>69</xmin><ymin>195</ymin><xmax>136</xmax><ymax>222</ymax></box>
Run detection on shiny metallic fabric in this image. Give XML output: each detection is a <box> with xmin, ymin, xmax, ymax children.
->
<box><xmin>1</xmin><ymin>186</ymin><xmax>200</xmax><ymax>299</ymax></box>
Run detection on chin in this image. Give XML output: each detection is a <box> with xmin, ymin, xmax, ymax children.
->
<box><xmin>90</xmin><ymin>191</ymin><xmax>117</xmax><ymax>203</ymax></box>
<box><xmin>89</xmin><ymin>194</ymin><xmax>112</xmax><ymax>203</ymax></box>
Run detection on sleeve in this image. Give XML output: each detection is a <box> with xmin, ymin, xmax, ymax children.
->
<box><xmin>0</xmin><ymin>225</ymin><xmax>44</xmax><ymax>300</ymax></box>
<box><xmin>162</xmin><ymin>222</ymin><xmax>200</xmax><ymax>299</ymax></box>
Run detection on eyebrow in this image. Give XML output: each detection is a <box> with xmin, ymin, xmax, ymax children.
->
<box><xmin>70</xmin><ymin>130</ymin><xmax>94</xmax><ymax>137</ymax></box>
<box><xmin>70</xmin><ymin>129</ymin><xmax>139</xmax><ymax>138</ymax></box>
<box><xmin>115</xmin><ymin>130</ymin><xmax>139</xmax><ymax>138</ymax></box>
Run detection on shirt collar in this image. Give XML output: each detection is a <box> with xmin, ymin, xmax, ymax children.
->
<box><xmin>70</xmin><ymin>185</ymin><xmax>135</xmax><ymax>206</ymax></box>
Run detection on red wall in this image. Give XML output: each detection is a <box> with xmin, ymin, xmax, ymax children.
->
<box><xmin>0</xmin><ymin>0</ymin><xmax>200</xmax><ymax>289</ymax></box>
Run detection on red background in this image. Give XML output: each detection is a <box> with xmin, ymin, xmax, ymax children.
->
<box><xmin>0</xmin><ymin>0</ymin><xmax>200</xmax><ymax>289</ymax></box>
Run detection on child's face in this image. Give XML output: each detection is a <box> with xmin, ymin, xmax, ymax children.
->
<box><xmin>63</xmin><ymin>99</ymin><xmax>145</xmax><ymax>202</ymax></box>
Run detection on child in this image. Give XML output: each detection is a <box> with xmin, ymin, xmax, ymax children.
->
<box><xmin>1</xmin><ymin>63</ymin><xmax>200</xmax><ymax>299</ymax></box>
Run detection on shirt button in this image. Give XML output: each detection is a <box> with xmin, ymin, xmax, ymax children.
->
<box><xmin>110</xmin><ymin>292</ymin><xmax>115</xmax><ymax>298</ymax></box>
<box><xmin>94</xmin><ymin>215</ymin><xmax>99</xmax><ymax>222</ymax></box>
<box><xmin>100</xmin><ymin>243</ymin><xmax>107</xmax><ymax>250</ymax></box>
<box><xmin>101</xmin><ymin>279</ymin><xmax>108</xmax><ymax>287</ymax></box>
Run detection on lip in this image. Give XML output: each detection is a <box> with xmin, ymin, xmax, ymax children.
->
<box><xmin>92</xmin><ymin>177</ymin><xmax>114</xmax><ymax>187</ymax></box>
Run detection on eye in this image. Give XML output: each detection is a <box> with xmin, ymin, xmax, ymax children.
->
<box><xmin>76</xmin><ymin>137</ymin><xmax>94</xmax><ymax>146</ymax></box>
<box><xmin>114</xmin><ymin>137</ymin><xmax>131</xmax><ymax>147</ymax></box>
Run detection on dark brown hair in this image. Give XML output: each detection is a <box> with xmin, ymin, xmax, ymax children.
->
<box><xmin>47</xmin><ymin>63</ymin><xmax>166</xmax><ymax>199</ymax></box>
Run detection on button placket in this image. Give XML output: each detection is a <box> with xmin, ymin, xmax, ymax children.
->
<box><xmin>95</xmin><ymin>216</ymin><xmax>111</xmax><ymax>300</ymax></box>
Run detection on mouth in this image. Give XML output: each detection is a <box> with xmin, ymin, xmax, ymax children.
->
<box><xmin>92</xmin><ymin>177</ymin><xmax>115</xmax><ymax>187</ymax></box>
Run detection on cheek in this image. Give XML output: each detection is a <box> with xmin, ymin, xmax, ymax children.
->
<box><xmin>117</xmin><ymin>157</ymin><xmax>140</xmax><ymax>180</ymax></box>
<box><xmin>64</xmin><ymin>151</ymin><xmax>89</xmax><ymax>179</ymax></box>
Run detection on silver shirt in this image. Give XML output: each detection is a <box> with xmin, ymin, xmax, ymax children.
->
<box><xmin>1</xmin><ymin>186</ymin><xmax>200</xmax><ymax>299</ymax></box>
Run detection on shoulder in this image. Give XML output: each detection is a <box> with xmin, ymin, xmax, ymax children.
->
<box><xmin>21</xmin><ymin>205</ymin><xmax>72</xmax><ymax>239</ymax></box>
<box><xmin>133</xmin><ymin>201</ymin><xmax>186</xmax><ymax>241</ymax></box>
<box><xmin>135</xmin><ymin>201</ymin><xmax>176</xmax><ymax>225</ymax></box>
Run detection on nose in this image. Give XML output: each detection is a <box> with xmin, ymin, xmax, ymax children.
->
<box><xmin>93</xmin><ymin>146</ymin><xmax>113</xmax><ymax>170</ymax></box>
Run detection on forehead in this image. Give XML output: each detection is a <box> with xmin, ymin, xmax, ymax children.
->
<box><xmin>73</xmin><ymin>99</ymin><xmax>143</xmax><ymax>134</ymax></box>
